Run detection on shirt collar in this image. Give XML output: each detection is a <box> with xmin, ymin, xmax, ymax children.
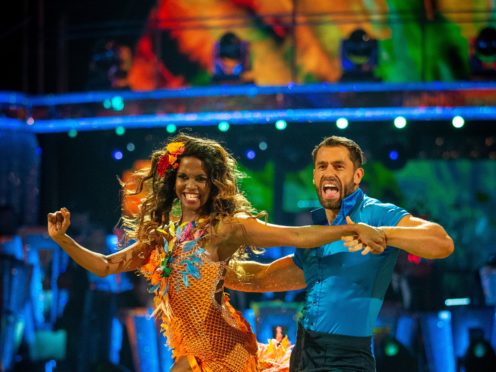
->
<box><xmin>311</xmin><ymin>188</ymin><xmax>364</xmax><ymax>225</ymax></box>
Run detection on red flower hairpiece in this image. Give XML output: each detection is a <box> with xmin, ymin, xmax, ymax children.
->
<box><xmin>157</xmin><ymin>141</ymin><xmax>185</xmax><ymax>177</ymax></box>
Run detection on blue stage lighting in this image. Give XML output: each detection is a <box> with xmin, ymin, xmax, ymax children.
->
<box><xmin>166</xmin><ymin>124</ymin><xmax>177</xmax><ymax>133</ymax></box>
<box><xmin>389</xmin><ymin>150</ymin><xmax>399</xmax><ymax>161</ymax></box>
<box><xmin>68</xmin><ymin>129</ymin><xmax>78</xmax><ymax>138</ymax></box>
<box><xmin>126</xmin><ymin>143</ymin><xmax>135</xmax><ymax>152</ymax></box>
<box><xmin>245</xmin><ymin>149</ymin><xmax>256</xmax><ymax>160</ymax></box>
<box><xmin>113</xmin><ymin>150</ymin><xmax>123</xmax><ymax>160</ymax></box>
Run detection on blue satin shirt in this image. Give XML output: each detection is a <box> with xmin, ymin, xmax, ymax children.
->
<box><xmin>293</xmin><ymin>188</ymin><xmax>409</xmax><ymax>337</ymax></box>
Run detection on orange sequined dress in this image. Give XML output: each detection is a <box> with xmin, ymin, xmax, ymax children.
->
<box><xmin>140</xmin><ymin>219</ymin><xmax>259</xmax><ymax>371</ymax></box>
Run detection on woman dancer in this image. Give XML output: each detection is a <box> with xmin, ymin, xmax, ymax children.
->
<box><xmin>48</xmin><ymin>134</ymin><xmax>385</xmax><ymax>371</ymax></box>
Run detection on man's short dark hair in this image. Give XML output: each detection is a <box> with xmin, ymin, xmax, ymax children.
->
<box><xmin>312</xmin><ymin>136</ymin><xmax>365</xmax><ymax>169</ymax></box>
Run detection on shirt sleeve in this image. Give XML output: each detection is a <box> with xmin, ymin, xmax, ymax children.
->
<box><xmin>370</xmin><ymin>202</ymin><xmax>409</xmax><ymax>227</ymax></box>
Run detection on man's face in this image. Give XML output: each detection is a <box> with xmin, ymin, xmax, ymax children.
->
<box><xmin>313</xmin><ymin>145</ymin><xmax>364</xmax><ymax>211</ymax></box>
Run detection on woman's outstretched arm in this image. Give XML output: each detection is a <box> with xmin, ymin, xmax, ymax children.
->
<box><xmin>48</xmin><ymin>208</ymin><xmax>149</xmax><ymax>277</ymax></box>
<box><xmin>215</xmin><ymin>215</ymin><xmax>386</xmax><ymax>258</ymax></box>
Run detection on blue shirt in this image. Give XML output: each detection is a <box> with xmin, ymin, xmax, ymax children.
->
<box><xmin>293</xmin><ymin>188</ymin><xmax>409</xmax><ymax>337</ymax></box>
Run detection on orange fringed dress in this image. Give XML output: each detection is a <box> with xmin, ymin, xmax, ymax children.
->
<box><xmin>140</xmin><ymin>219</ymin><xmax>259</xmax><ymax>371</ymax></box>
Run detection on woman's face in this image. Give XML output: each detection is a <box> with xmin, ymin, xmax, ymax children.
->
<box><xmin>175</xmin><ymin>156</ymin><xmax>211</xmax><ymax>220</ymax></box>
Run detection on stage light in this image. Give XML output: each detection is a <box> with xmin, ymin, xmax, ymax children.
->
<box><xmin>218</xmin><ymin>121</ymin><xmax>230</xmax><ymax>132</ymax></box>
<box><xmin>452</xmin><ymin>116</ymin><xmax>465</xmax><ymax>128</ymax></box>
<box><xmin>245</xmin><ymin>149</ymin><xmax>256</xmax><ymax>160</ymax></box>
<box><xmin>166</xmin><ymin>124</ymin><xmax>177</xmax><ymax>133</ymax></box>
<box><xmin>275</xmin><ymin>119</ymin><xmax>287</xmax><ymax>130</ymax></box>
<box><xmin>113</xmin><ymin>150</ymin><xmax>123</xmax><ymax>160</ymax></box>
<box><xmin>340</xmin><ymin>28</ymin><xmax>379</xmax><ymax>82</ymax></box>
<box><xmin>474</xmin><ymin>342</ymin><xmax>488</xmax><ymax>358</ymax></box>
<box><xmin>68</xmin><ymin>129</ymin><xmax>78</xmax><ymax>138</ymax></box>
<box><xmin>111</xmin><ymin>96</ymin><xmax>125</xmax><ymax>111</ymax></box>
<box><xmin>438</xmin><ymin>311</ymin><xmax>451</xmax><ymax>320</ymax></box>
<box><xmin>103</xmin><ymin>99</ymin><xmax>112</xmax><ymax>109</ymax></box>
<box><xmin>470</xmin><ymin>26</ymin><xmax>496</xmax><ymax>80</ymax></box>
<box><xmin>384</xmin><ymin>338</ymin><xmax>400</xmax><ymax>357</ymax></box>
<box><xmin>394</xmin><ymin>116</ymin><xmax>407</xmax><ymax>129</ymax></box>
<box><xmin>212</xmin><ymin>32</ymin><xmax>252</xmax><ymax>84</ymax></box>
<box><xmin>336</xmin><ymin>117</ymin><xmax>349</xmax><ymax>129</ymax></box>
<box><xmin>126</xmin><ymin>143</ymin><xmax>135</xmax><ymax>152</ymax></box>
<box><xmin>377</xmin><ymin>336</ymin><xmax>417</xmax><ymax>372</ymax></box>
<box><xmin>464</xmin><ymin>333</ymin><xmax>496</xmax><ymax>372</ymax></box>
<box><xmin>115</xmin><ymin>126</ymin><xmax>125</xmax><ymax>136</ymax></box>
<box><xmin>382</xmin><ymin>143</ymin><xmax>408</xmax><ymax>170</ymax></box>
<box><xmin>27</xmin><ymin>117</ymin><xmax>34</xmax><ymax>125</ymax></box>
<box><xmin>389</xmin><ymin>149</ymin><xmax>399</xmax><ymax>161</ymax></box>
<box><xmin>258</xmin><ymin>141</ymin><xmax>268</xmax><ymax>151</ymax></box>
<box><xmin>445</xmin><ymin>298</ymin><xmax>470</xmax><ymax>306</ymax></box>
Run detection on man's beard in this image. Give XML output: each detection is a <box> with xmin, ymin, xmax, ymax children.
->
<box><xmin>316</xmin><ymin>177</ymin><xmax>355</xmax><ymax>211</ymax></box>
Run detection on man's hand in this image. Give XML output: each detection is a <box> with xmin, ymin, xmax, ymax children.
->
<box><xmin>342</xmin><ymin>216</ymin><xmax>387</xmax><ymax>255</ymax></box>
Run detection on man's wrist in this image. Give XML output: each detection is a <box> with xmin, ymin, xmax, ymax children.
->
<box><xmin>379</xmin><ymin>227</ymin><xmax>389</xmax><ymax>246</ymax></box>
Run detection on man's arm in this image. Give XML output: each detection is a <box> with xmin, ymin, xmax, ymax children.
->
<box><xmin>225</xmin><ymin>255</ymin><xmax>306</xmax><ymax>292</ymax></box>
<box><xmin>378</xmin><ymin>215</ymin><xmax>454</xmax><ymax>259</ymax></box>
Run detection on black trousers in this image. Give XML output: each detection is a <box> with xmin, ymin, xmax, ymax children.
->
<box><xmin>290</xmin><ymin>324</ymin><xmax>376</xmax><ymax>372</ymax></box>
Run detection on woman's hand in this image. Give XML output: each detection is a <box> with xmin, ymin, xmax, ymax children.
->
<box><xmin>47</xmin><ymin>207</ymin><xmax>71</xmax><ymax>241</ymax></box>
<box><xmin>342</xmin><ymin>216</ymin><xmax>387</xmax><ymax>255</ymax></box>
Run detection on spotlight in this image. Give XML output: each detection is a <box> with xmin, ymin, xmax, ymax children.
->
<box><xmin>275</xmin><ymin>120</ymin><xmax>287</xmax><ymax>130</ymax></box>
<box><xmin>470</xmin><ymin>26</ymin><xmax>496</xmax><ymax>80</ymax></box>
<box><xmin>340</xmin><ymin>28</ymin><xmax>379</xmax><ymax>82</ymax></box>
<box><xmin>381</xmin><ymin>143</ymin><xmax>408</xmax><ymax>170</ymax></box>
<box><xmin>258</xmin><ymin>141</ymin><xmax>268</xmax><ymax>151</ymax></box>
<box><xmin>452</xmin><ymin>116</ymin><xmax>465</xmax><ymax>128</ymax></box>
<box><xmin>376</xmin><ymin>335</ymin><xmax>416</xmax><ymax>372</ymax></box>
<box><xmin>166</xmin><ymin>124</ymin><xmax>177</xmax><ymax>134</ymax></box>
<box><xmin>111</xmin><ymin>96</ymin><xmax>125</xmax><ymax>111</ymax></box>
<box><xmin>218</xmin><ymin>121</ymin><xmax>230</xmax><ymax>132</ymax></box>
<box><xmin>475</xmin><ymin>27</ymin><xmax>496</xmax><ymax>57</ymax></box>
<box><xmin>336</xmin><ymin>117</ymin><xmax>349</xmax><ymax>129</ymax></box>
<box><xmin>68</xmin><ymin>129</ymin><xmax>78</xmax><ymax>138</ymax></box>
<box><xmin>126</xmin><ymin>143</ymin><xmax>135</xmax><ymax>152</ymax></box>
<box><xmin>463</xmin><ymin>328</ymin><xmax>496</xmax><ymax>372</ymax></box>
<box><xmin>388</xmin><ymin>150</ymin><xmax>399</xmax><ymax>161</ymax></box>
<box><xmin>115</xmin><ymin>126</ymin><xmax>125</xmax><ymax>136</ymax></box>
<box><xmin>212</xmin><ymin>32</ymin><xmax>252</xmax><ymax>84</ymax></box>
<box><xmin>384</xmin><ymin>338</ymin><xmax>400</xmax><ymax>357</ymax></box>
<box><xmin>438</xmin><ymin>311</ymin><xmax>451</xmax><ymax>321</ymax></box>
<box><xmin>444</xmin><ymin>298</ymin><xmax>470</xmax><ymax>306</ymax></box>
<box><xmin>394</xmin><ymin>116</ymin><xmax>407</xmax><ymax>129</ymax></box>
<box><xmin>237</xmin><ymin>136</ymin><xmax>270</xmax><ymax>170</ymax></box>
<box><xmin>113</xmin><ymin>150</ymin><xmax>123</xmax><ymax>160</ymax></box>
<box><xmin>245</xmin><ymin>149</ymin><xmax>256</xmax><ymax>160</ymax></box>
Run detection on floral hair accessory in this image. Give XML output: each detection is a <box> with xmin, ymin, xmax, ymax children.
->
<box><xmin>157</xmin><ymin>141</ymin><xmax>185</xmax><ymax>177</ymax></box>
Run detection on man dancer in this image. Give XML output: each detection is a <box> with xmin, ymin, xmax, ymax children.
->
<box><xmin>226</xmin><ymin>135</ymin><xmax>454</xmax><ymax>371</ymax></box>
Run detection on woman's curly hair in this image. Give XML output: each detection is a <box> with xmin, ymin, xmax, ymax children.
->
<box><xmin>121</xmin><ymin>134</ymin><xmax>257</xmax><ymax>249</ymax></box>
